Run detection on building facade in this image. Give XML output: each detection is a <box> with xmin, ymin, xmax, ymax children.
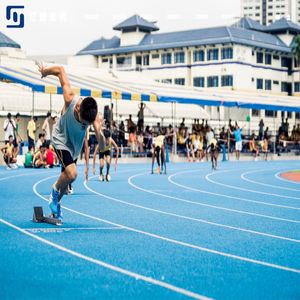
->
<box><xmin>241</xmin><ymin>0</ymin><xmax>292</xmax><ymax>25</ymax></box>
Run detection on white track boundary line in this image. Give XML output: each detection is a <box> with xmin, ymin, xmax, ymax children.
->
<box><xmin>129</xmin><ymin>172</ymin><xmax>300</xmax><ymax>224</ymax></box>
<box><xmin>31</xmin><ymin>175</ymin><xmax>300</xmax><ymax>273</ymax></box>
<box><xmin>206</xmin><ymin>169</ymin><xmax>300</xmax><ymax>201</ymax></box>
<box><xmin>0</xmin><ymin>218</ymin><xmax>212</xmax><ymax>300</ymax></box>
<box><xmin>82</xmin><ymin>175</ymin><xmax>300</xmax><ymax>243</ymax></box>
<box><xmin>275</xmin><ymin>172</ymin><xmax>300</xmax><ymax>185</ymax></box>
<box><xmin>168</xmin><ymin>170</ymin><xmax>300</xmax><ymax>210</ymax></box>
<box><xmin>241</xmin><ymin>170</ymin><xmax>300</xmax><ymax>192</ymax></box>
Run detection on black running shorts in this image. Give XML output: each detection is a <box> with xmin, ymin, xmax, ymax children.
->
<box><xmin>54</xmin><ymin>148</ymin><xmax>77</xmax><ymax>173</ymax></box>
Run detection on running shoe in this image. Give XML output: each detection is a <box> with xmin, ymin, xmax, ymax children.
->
<box><xmin>6</xmin><ymin>166</ymin><xmax>11</xmax><ymax>170</ymax></box>
<box><xmin>106</xmin><ymin>174</ymin><xmax>111</xmax><ymax>181</ymax></box>
<box><xmin>189</xmin><ymin>160</ymin><xmax>192</xmax><ymax>162</ymax></box>
<box><xmin>55</xmin><ymin>202</ymin><xmax>63</xmax><ymax>221</ymax></box>
<box><xmin>49</xmin><ymin>182</ymin><xmax>60</xmax><ymax>214</ymax></box>
<box><xmin>200</xmin><ymin>159</ymin><xmax>203</xmax><ymax>163</ymax></box>
<box><xmin>68</xmin><ymin>184</ymin><xmax>74</xmax><ymax>195</ymax></box>
<box><xmin>215</xmin><ymin>166</ymin><xmax>218</xmax><ymax>170</ymax></box>
<box><xmin>160</xmin><ymin>166</ymin><xmax>163</xmax><ymax>175</ymax></box>
<box><xmin>157</xmin><ymin>166</ymin><xmax>161</xmax><ymax>174</ymax></box>
<box><xmin>99</xmin><ymin>174</ymin><xmax>104</xmax><ymax>181</ymax></box>
<box><xmin>194</xmin><ymin>160</ymin><xmax>197</xmax><ymax>162</ymax></box>
<box><xmin>12</xmin><ymin>164</ymin><xmax>18</xmax><ymax>169</ymax></box>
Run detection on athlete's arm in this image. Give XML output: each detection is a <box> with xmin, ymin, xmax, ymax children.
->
<box><xmin>0</xmin><ymin>144</ymin><xmax>8</xmax><ymax>155</ymax></box>
<box><xmin>42</xmin><ymin>119</ymin><xmax>47</xmax><ymax>136</ymax></box>
<box><xmin>38</xmin><ymin>62</ymin><xmax>74</xmax><ymax>105</ymax></box>
<box><xmin>93</xmin><ymin>144</ymin><xmax>99</xmax><ymax>175</ymax></box>
<box><xmin>93</xmin><ymin>114</ymin><xmax>106</xmax><ymax>152</ymax></box>
<box><xmin>84</xmin><ymin>135</ymin><xmax>89</xmax><ymax>181</ymax></box>
<box><xmin>228</xmin><ymin>128</ymin><xmax>233</xmax><ymax>135</ymax></box>
<box><xmin>4</xmin><ymin>120</ymin><xmax>9</xmax><ymax>131</ymax></box>
<box><xmin>111</xmin><ymin>139</ymin><xmax>119</xmax><ymax>171</ymax></box>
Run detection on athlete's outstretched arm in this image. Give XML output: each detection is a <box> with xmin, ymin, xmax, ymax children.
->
<box><xmin>93</xmin><ymin>113</ymin><xmax>106</xmax><ymax>152</ymax></box>
<box><xmin>38</xmin><ymin>62</ymin><xmax>74</xmax><ymax>105</ymax></box>
<box><xmin>111</xmin><ymin>139</ymin><xmax>119</xmax><ymax>171</ymax></box>
<box><xmin>93</xmin><ymin>144</ymin><xmax>99</xmax><ymax>175</ymax></box>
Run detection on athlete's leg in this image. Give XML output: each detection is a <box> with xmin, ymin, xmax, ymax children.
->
<box><xmin>106</xmin><ymin>155</ymin><xmax>111</xmax><ymax>174</ymax></box>
<box><xmin>151</xmin><ymin>150</ymin><xmax>155</xmax><ymax>174</ymax></box>
<box><xmin>161</xmin><ymin>146</ymin><xmax>166</xmax><ymax>174</ymax></box>
<box><xmin>56</xmin><ymin>163</ymin><xmax>77</xmax><ymax>199</ymax></box>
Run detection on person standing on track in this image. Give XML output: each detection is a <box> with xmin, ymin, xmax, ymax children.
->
<box><xmin>206</xmin><ymin>137</ymin><xmax>221</xmax><ymax>170</ymax></box>
<box><xmin>38</xmin><ymin>62</ymin><xmax>106</xmax><ymax>222</ymax></box>
<box><xmin>229</xmin><ymin>123</ymin><xmax>246</xmax><ymax>161</ymax></box>
<box><xmin>151</xmin><ymin>134</ymin><xmax>167</xmax><ymax>175</ymax></box>
<box><xmin>42</xmin><ymin>112</ymin><xmax>51</xmax><ymax>145</ymax></box>
<box><xmin>92</xmin><ymin>129</ymin><xmax>119</xmax><ymax>182</ymax></box>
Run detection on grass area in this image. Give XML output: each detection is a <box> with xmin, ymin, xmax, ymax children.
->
<box><xmin>287</xmin><ymin>170</ymin><xmax>300</xmax><ymax>173</ymax></box>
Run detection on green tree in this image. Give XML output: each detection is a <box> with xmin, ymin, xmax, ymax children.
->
<box><xmin>291</xmin><ymin>36</ymin><xmax>300</xmax><ymax>96</ymax></box>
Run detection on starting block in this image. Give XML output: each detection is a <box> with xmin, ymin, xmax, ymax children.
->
<box><xmin>32</xmin><ymin>206</ymin><xmax>62</xmax><ymax>226</ymax></box>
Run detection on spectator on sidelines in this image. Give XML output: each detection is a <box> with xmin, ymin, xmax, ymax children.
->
<box><xmin>205</xmin><ymin>126</ymin><xmax>214</xmax><ymax>144</ymax></box>
<box><xmin>1</xmin><ymin>135</ymin><xmax>18</xmax><ymax>170</ymax></box>
<box><xmin>259</xmin><ymin>119</ymin><xmax>264</xmax><ymax>140</ymax></box>
<box><xmin>137</xmin><ymin>102</ymin><xmax>145</xmax><ymax>132</ymax></box>
<box><xmin>42</xmin><ymin>112</ymin><xmax>51</xmax><ymax>145</ymax></box>
<box><xmin>281</xmin><ymin>118</ymin><xmax>286</xmax><ymax>136</ymax></box>
<box><xmin>119</xmin><ymin>121</ymin><xmax>125</xmax><ymax>144</ymax></box>
<box><xmin>264</xmin><ymin>127</ymin><xmax>270</xmax><ymax>140</ymax></box>
<box><xmin>33</xmin><ymin>142</ymin><xmax>47</xmax><ymax>168</ymax></box>
<box><xmin>185</xmin><ymin>133</ymin><xmax>196</xmax><ymax>162</ymax></box>
<box><xmin>155</xmin><ymin>122</ymin><xmax>163</xmax><ymax>135</ymax></box>
<box><xmin>35</xmin><ymin>133</ymin><xmax>45</xmax><ymax>152</ymax></box>
<box><xmin>193</xmin><ymin>133</ymin><xmax>204</xmax><ymax>162</ymax></box>
<box><xmin>137</xmin><ymin>131</ymin><xmax>145</xmax><ymax>155</ymax></box>
<box><xmin>52</xmin><ymin>116</ymin><xmax>57</xmax><ymax>133</ymax></box>
<box><xmin>3</xmin><ymin>113</ymin><xmax>16</xmax><ymax>145</ymax></box>
<box><xmin>27</xmin><ymin>116</ymin><xmax>40</xmax><ymax>148</ymax></box>
<box><xmin>148</xmin><ymin>131</ymin><xmax>155</xmax><ymax>152</ymax></box>
<box><xmin>249</xmin><ymin>134</ymin><xmax>259</xmax><ymax>161</ymax></box>
<box><xmin>166</xmin><ymin>125</ymin><xmax>173</xmax><ymax>144</ymax></box>
<box><xmin>23</xmin><ymin>144</ymin><xmax>35</xmax><ymax>168</ymax></box>
<box><xmin>45</xmin><ymin>143</ymin><xmax>58</xmax><ymax>168</ymax></box>
<box><xmin>13</xmin><ymin>113</ymin><xmax>23</xmax><ymax>156</ymax></box>
<box><xmin>279</xmin><ymin>131</ymin><xmax>287</xmax><ymax>151</ymax></box>
<box><xmin>127</xmin><ymin>115</ymin><xmax>135</xmax><ymax>132</ymax></box>
<box><xmin>220</xmin><ymin>127</ymin><xmax>227</xmax><ymax>144</ymax></box>
<box><xmin>261</xmin><ymin>138</ymin><xmax>268</xmax><ymax>161</ymax></box>
<box><xmin>285</xmin><ymin>118</ymin><xmax>289</xmax><ymax>137</ymax></box>
<box><xmin>128</xmin><ymin>129</ymin><xmax>138</xmax><ymax>152</ymax></box>
<box><xmin>229</xmin><ymin>123</ymin><xmax>246</xmax><ymax>161</ymax></box>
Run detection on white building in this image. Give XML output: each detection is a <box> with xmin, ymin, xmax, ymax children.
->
<box><xmin>241</xmin><ymin>0</ymin><xmax>292</xmax><ymax>25</ymax></box>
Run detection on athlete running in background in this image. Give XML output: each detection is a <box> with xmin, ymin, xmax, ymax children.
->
<box><xmin>151</xmin><ymin>134</ymin><xmax>167</xmax><ymax>175</ymax></box>
<box><xmin>92</xmin><ymin>129</ymin><xmax>119</xmax><ymax>182</ymax></box>
<box><xmin>206</xmin><ymin>137</ymin><xmax>221</xmax><ymax>170</ymax></box>
<box><xmin>38</xmin><ymin>62</ymin><xmax>105</xmax><ymax>222</ymax></box>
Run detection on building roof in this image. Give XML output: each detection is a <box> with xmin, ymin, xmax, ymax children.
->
<box><xmin>264</xmin><ymin>17</ymin><xmax>300</xmax><ymax>32</ymax></box>
<box><xmin>113</xmin><ymin>14</ymin><xmax>159</xmax><ymax>31</ymax></box>
<box><xmin>77</xmin><ymin>25</ymin><xmax>291</xmax><ymax>56</ymax></box>
<box><xmin>0</xmin><ymin>31</ymin><xmax>20</xmax><ymax>48</ymax></box>
<box><xmin>231</xmin><ymin>17</ymin><xmax>267</xmax><ymax>32</ymax></box>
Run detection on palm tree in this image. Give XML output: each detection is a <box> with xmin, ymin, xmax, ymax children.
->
<box><xmin>291</xmin><ymin>36</ymin><xmax>300</xmax><ymax>96</ymax></box>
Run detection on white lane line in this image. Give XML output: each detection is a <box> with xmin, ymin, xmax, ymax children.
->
<box><xmin>275</xmin><ymin>172</ymin><xmax>300</xmax><ymax>185</ymax></box>
<box><xmin>167</xmin><ymin>170</ymin><xmax>300</xmax><ymax>212</ymax></box>
<box><xmin>241</xmin><ymin>170</ymin><xmax>300</xmax><ymax>192</ymax></box>
<box><xmin>0</xmin><ymin>170</ymin><xmax>59</xmax><ymax>182</ymax></box>
<box><xmin>0</xmin><ymin>218</ymin><xmax>212</xmax><ymax>300</ymax></box>
<box><xmin>23</xmin><ymin>227</ymin><xmax>125</xmax><ymax>232</ymax></box>
<box><xmin>32</xmin><ymin>176</ymin><xmax>300</xmax><ymax>274</ymax></box>
<box><xmin>206</xmin><ymin>170</ymin><xmax>300</xmax><ymax>201</ymax></box>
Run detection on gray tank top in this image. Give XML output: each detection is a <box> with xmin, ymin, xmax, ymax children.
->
<box><xmin>52</xmin><ymin>95</ymin><xmax>87</xmax><ymax>160</ymax></box>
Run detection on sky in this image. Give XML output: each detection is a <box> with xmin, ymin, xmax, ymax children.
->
<box><xmin>0</xmin><ymin>0</ymin><xmax>254</xmax><ymax>56</ymax></box>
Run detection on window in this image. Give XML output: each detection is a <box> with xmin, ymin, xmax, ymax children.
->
<box><xmin>281</xmin><ymin>57</ymin><xmax>287</xmax><ymax>67</ymax></box>
<box><xmin>281</xmin><ymin>81</ymin><xmax>287</xmax><ymax>92</ymax></box>
<box><xmin>161</xmin><ymin>53</ymin><xmax>172</xmax><ymax>64</ymax></box>
<box><xmin>296</xmin><ymin>112</ymin><xmax>300</xmax><ymax>119</ymax></box>
<box><xmin>207</xmin><ymin>49</ymin><xmax>219</xmax><ymax>61</ymax></box>
<box><xmin>244</xmin><ymin>7</ymin><xmax>248</xmax><ymax>9</ymax></box>
<box><xmin>287</xmin><ymin>112</ymin><xmax>292</xmax><ymax>118</ymax></box>
<box><xmin>265</xmin><ymin>110</ymin><xmax>277</xmax><ymax>117</ymax></box>
<box><xmin>152</xmin><ymin>54</ymin><xmax>159</xmax><ymax>59</ymax></box>
<box><xmin>249</xmin><ymin>6</ymin><xmax>253</xmax><ymax>9</ymax></box>
<box><xmin>273</xmin><ymin>80</ymin><xmax>279</xmax><ymax>84</ymax></box>
<box><xmin>295</xmin><ymin>82</ymin><xmax>299</xmax><ymax>92</ymax></box>
<box><xmin>257</xmin><ymin>78</ymin><xmax>263</xmax><ymax>89</ymax></box>
<box><xmin>194</xmin><ymin>77</ymin><xmax>205</xmax><ymax>87</ymax></box>
<box><xmin>265</xmin><ymin>79</ymin><xmax>272</xmax><ymax>90</ymax></box>
<box><xmin>265</xmin><ymin>53</ymin><xmax>272</xmax><ymax>65</ymax></box>
<box><xmin>193</xmin><ymin>50</ymin><xmax>205</xmax><ymax>62</ymax></box>
<box><xmin>207</xmin><ymin>76</ymin><xmax>219</xmax><ymax>87</ymax></box>
<box><xmin>257</xmin><ymin>52</ymin><xmax>263</xmax><ymax>63</ymax></box>
<box><xmin>252</xmin><ymin>51</ymin><xmax>254</xmax><ymax>56</ymax></box>
<box><xmin>116</xmin><ymin>56</ymin><xmax>132</xmax><ymax>67</ymax></box>
<box><xmin>161</xmin><ymin>79</ymin><xmax>172</xmax><ymax>84</ymax></box>
<box><xmin>102</xmin><ymin>58</ymin><xmax>108</xmax><ymax>63</ymax></box>
<box><xmin>255</xmin><ymin>13</ymin><xmax>260</xmax><ymax>16</ymax></box>
<box><xmin>281</xmin><ymin>5</ymin><xmax>285</xmax><ymax>7</ymax></box>
<box><xmin>143</xmin><ymin>55</ymin><xmax>149</xmax><ymax>66</ymax></box>
<box><xmin>174</xmin><ymin>78</ymin><xmax>185</xmax><ymax>85</ymax></box>
<box><xmin>256</xmin><ymin>6</ymin><xmax>260</xmax><ymax>9</ymax></box>
<box><xmin>174</xmin><ymin>51</ymin><xmax>185</xmax><ymax>63</ymax></box>
<box><xmin>221</xmin><ymin>75</ymin><xmax>233</xmax><ymax>86</ymax></box>
<box><xmin>252</xmin><ymin>77</ymin><xmax>254</xmax><ymax>81</ymax></box>
<box><xmin>109</xmin><ymin>58</ymin><xmax>113</xmax><ymax>69</ymax></box>
<box><xmin>268</xmin><ymin>5</ymin><xmax>273</xmax><ymax>8</ymax></box>
<box><xmin>276</xmin><ymin>5</ymin><xmax>280</xmax><ymax>8</ymax></box>
<box><xmin>221</xmin><ymin>47</ymin><xmax>233</xmax><ymax>59</ymax></box>
<box><xmin>273</xmin><ymin>54</ymin><xmax>279</xmax><ymax>60</ymax></box>
<box><xmin>268</xmin><ymin>12</ymin><xmax>273</xmax><ymax>15</ymax></box>
<box><xmin>269</xmin><ymin>20</ymin><xmax>273</xmax><ymax>23</ymax></box>
<box><xmin>252</xmin><ymin>109</ymin><xmax>259</xmax><ymax>116</ymax></box>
